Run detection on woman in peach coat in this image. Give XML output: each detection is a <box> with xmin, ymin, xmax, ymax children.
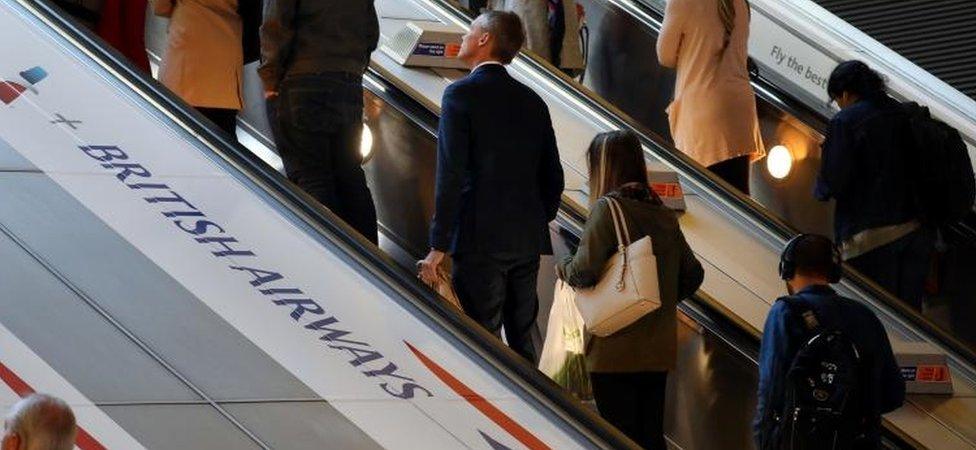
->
<box><xmin>657</xmin><ymin>0</ymin><xmax>764</xmax><ymax>194</ymax></box>
<box><xmin>155</xmin><ymin>0</ymin><xmax>243</xmax><ymax>136</ymax></box>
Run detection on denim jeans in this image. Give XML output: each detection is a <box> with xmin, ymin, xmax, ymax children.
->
<box><xmin>849</xmin><ymin>227</ymin><xmax>935</xmax><ymax>310</ymax></box>
<box><xmin>272</xmin><ymin>72</ymin><xmax>377</xmax><ymax>243</ymax></box>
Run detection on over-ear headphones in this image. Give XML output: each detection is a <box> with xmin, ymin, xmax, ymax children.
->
<box><xmin>778</xmin><ymin>234</ymin><xmax>843</xmax><ymax>283</ymax></box>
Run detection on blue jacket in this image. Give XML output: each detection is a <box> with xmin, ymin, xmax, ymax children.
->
<box><xmin>430</xmin><ymin>64</ymin><xmax>564</xmax><ymax>255</ymax></box>
<box><xmin>754</xmin><ymin>285</ymin><xmax>905</xmax><ymax>448</ymax></box>
<box><xmin>814</xmin><ymin>95</ymin><xmax>918</xmax><ymax>243</ymax></box>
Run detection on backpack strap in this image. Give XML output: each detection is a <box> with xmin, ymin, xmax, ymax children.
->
<box><xmin>779</xmin><ymin>294</ymin><xmax>821</xmax><ymax>333</ymax></box>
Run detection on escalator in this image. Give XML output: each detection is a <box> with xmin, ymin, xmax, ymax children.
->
<box><xmin>32</xmin><ymin>0</ymin><xmax>976</xmax><ymax>449</ymax></box>
<box><xmin>574</xmin><ymin>0</ymin><xmax>976</xmax><ymax>359</ymax></box>
<box><xmin>0</xmin><ymin>1</ymin><xmax>638</xmax><ymax>448</ymax></box>
<box><xmin>359</xmin><ymin>71</ymin><xmax>765</xmax><ymax>449</ymax></box>
<box><xmin>354</xmin><ymin>0</ymin><xmax>976</xmax><ymax>449</ymax></box>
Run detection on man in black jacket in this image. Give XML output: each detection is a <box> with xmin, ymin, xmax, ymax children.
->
<box><xmin>259</xmin><ymin>1</ymin><xmax>380</xmax><ymax>243</ymax></box>
<box><xmin>420</xmin><ymin>11</ymin><xmax>565</xmax><ymax>363</ymax></box>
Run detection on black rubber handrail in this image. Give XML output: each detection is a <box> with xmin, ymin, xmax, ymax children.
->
<box><xmin>27</xmin><ymin>1</ymin><xmax>638</xmax><ymax>448</ymax></box>
<box><xmin>431</xmin><ymin>0</ymin><xmax>976</xmax><ymax>367</ymax></box>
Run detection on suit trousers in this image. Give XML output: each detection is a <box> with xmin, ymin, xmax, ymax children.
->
<box><xmin>452</xmin><ymin>253</ymin><xmax>540</xmax><ymax>363</ymax></box>
<box><xmin>591</xmin><ymin>371</ymin><xmax>669</xmax><ymax>450</ymax></box>
<box><xmin>271</xmin><ymin>73</ymin><xmax>378</xmax><ymax>244</ymax></box>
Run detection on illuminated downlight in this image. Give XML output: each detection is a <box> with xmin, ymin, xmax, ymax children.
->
<box><xmin>766</xmin><ymin>145</ymin><xmax>793</xmax><ymax>180</ymax></box>
<box><xmin>360</xmin><ymin>124</ymin><xmax>374</xmax><ymax>163</ymax></box>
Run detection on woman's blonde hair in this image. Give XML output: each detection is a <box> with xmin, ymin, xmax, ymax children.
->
<box><xmin>587</xmin><ymin>130</ymin><xmax>649</xmax><ymax>204</ymax></box>
<box><xmin>718</xmin><ymin>0</ymin><xmax>749</xmax><ymax>51</ymax></box>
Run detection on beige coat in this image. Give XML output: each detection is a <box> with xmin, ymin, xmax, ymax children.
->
<box><xmin>657</xmin><ymin>0</ymin><xmax>764</xmax><ymax>167</ymax></box>
<box><xmin>155</xmin><ymin>0</ymin><xmax>243</xmax><ymax>110</ymax></box>
<box><xmin>489</xmin><ymin>0</ymin><xmax>584</xmax><ymax>70</ymax></box>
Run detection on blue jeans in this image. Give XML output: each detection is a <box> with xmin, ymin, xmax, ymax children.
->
<box><xmin>272</xmin><ymin>72</ymin><xmax>377</xmax><ymax>243</ymax></box>
<box><xmin>849</xmin><ymin>227</ymin><xmax>935</xmax><ymax>310</ymax></box>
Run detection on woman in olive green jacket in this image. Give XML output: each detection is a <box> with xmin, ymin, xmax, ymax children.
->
<box><xmin>557</xmin><ymin>130</ymin><xmax>704</xmax><ymax>449</ymax></box>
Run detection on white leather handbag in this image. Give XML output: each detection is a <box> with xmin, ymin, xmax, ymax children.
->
<box><xmin>574</xmin><ymin>197</ymin><xmax>661</xmax><ymax>337</ymax></box>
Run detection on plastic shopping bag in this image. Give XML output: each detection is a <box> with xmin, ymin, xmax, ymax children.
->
<box><xmin>538</xmin><ymin>280</ymin><xmax>592</xmax><ymax>401</ymax></box>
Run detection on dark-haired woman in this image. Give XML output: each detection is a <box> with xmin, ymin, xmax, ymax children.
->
<box><xmin>815</xmin><ymin>60</ymin><xmax>933</xmax><ymax>309</ymax></box>
<box><xmin>557</xmin><ymin>131</ymin><xmax>704</xmax><ymax>449</ymax></box>
<box><xmin>657</xmin><ymin>0</ymin><xmax>764</xmax><ymax>194</ymax></box>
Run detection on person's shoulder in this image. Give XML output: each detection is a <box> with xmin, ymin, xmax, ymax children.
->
<box><xmin>769</xmin><ymin>296</ymin><xmax>796</xmax><ymax>319</ymax></box>
<box><xmin>507</xmin><ymin>76</ymin><xmax>548</xmax><ymax>108</ymax></box>
<box><xmin>837</xmin><ymin>296</ymin><xmax>885</xmax><ymax>328</ymax></box>
<box><xmin>830</xmin><ymin>104</ymin><xmax>865</xmax><ymax>125</ymax></box>
<box><xmin>442</xmin><ymin>77</ymin><xmax>483</xmax><ymax>109</ymax></box>
<box><xmin>618</xmin><ymin>196</ymin><xmax>678</xmax><ymax>225</ymax></box>
<box><xmin>589</xmin><ymin>198</ymin><xmax>614</xmax><ymax>220</ymax></box>
<box><xmin>445</xmin><ymin>77</ymin><xmax>478</xmax><ymax>97</ymax></box>
<box><xmin>834</xmin><ymin>97</ymin><xmax>895</xmax><ymax>126</ymax></box>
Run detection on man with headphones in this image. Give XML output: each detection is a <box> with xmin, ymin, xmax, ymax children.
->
<box><xmin>754</xmin><ymin>234</ymin><xmax>905</xmax><ymax>449</ymax></box>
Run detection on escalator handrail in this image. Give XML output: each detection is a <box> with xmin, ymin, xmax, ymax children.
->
<box><xmin>25</xmin><ymin>1</ymin><xmax>639</xmax><ymax>448</ymax></box>
<box><xmin>424</xmin><ymin>0</ymin><xmax>976</xmax><ymax>368</ymax></box>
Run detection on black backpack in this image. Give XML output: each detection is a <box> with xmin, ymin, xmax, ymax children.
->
<box><xmin>765</xmin><ymin>299</ymin><xmax>863</xmax><ymax>450</ymax></box>
<box><xmin>902</xmin><ymin>102</ymin><xmax>976</xmax><ymax>225</ymax></box>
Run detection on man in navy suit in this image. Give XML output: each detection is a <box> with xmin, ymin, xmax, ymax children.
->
<box><xmin>419</xmin><ymin>11</ymin><xmax>564</xmax><ymax>363</ymax></box>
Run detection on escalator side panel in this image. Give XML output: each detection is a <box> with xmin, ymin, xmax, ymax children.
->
<box><xmin>0</xmin><ymin>323</ymin><xmax>151</xmax><ymax>449</ymax></box>
<box><xmin>0</xmin><ymin>224</ymin><xmax>199</xmax><ymax>404</ymax></box>
<box><xmin>0</xmin><ymin>229</ymin><xmax>267</xmax><ymax>449</ymax></box>
<box><xmin>1</xmin><ymin>1</ymin><xmax>616</xmax><ymax>448</ymax></box>
<box><xmin>0</xmin><ymin>172</ymin><xmax>326</xmax><ymax>402</ymax></box>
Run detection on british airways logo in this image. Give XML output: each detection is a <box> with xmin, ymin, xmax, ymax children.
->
<box><xmin>0</xmin><ymin>66</ymin><xmax>47</xmax><ymax>105</ymax></box>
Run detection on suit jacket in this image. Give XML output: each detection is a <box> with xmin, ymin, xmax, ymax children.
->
<box><xmin>558</xmin><ymin>189</ymin><xmax>704</xmax><ymax>372</ymax></box>
<box><xmin>657</xmin><ymin>0</ymin><xmax>764</xmax><ymax>166</ymax></box>
<box><xmin>430</xmin><ymin>64</ymin><xmax>564</xmax><ymax>256</ymax></box>
<box><xmin>155</xmin><ymin>0</ymin><xmax>243</xmax><ymax>110</ymax></box>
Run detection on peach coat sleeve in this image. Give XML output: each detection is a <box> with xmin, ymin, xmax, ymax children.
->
<box><xmin>656</xmin><ymin>0</ymin><xmax>687</xmax><ymax>68</ymax></box>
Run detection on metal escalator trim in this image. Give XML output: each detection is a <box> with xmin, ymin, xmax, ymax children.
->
<box><xmin>416</xmin><ymin>0</ymin><xmax>976</xmax><ymax>372</ymax></box>
<box><xmin>28</xmin><ymin>1</ymin><xmax>638</xmax><ymax>447</ymax></box>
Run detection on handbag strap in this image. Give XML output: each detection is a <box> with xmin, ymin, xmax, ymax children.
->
<box><xmin>597</xmin><ymin>133</ymin><xmax>609</xmax><ymax>200</ymax></box>
<box><xmin>603</xmin><ymin>197</ymin><xmax>631</xmax><ymax>291</ymax></box>
<box><xmin>604</xmin><ymin>197</ymin><xmax>631</xmax><ymax>247</ymax></box>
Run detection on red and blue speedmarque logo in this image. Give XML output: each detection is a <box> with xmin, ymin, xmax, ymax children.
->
<box><xmin>406</xmin><ymin>342</ymin><xmax>550</xmax><ymax>450</ymax></box>
<box><xmin>0</xmin><ymin>66</ymin><xmax>47</xmax><ymax>104</ymax></box>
